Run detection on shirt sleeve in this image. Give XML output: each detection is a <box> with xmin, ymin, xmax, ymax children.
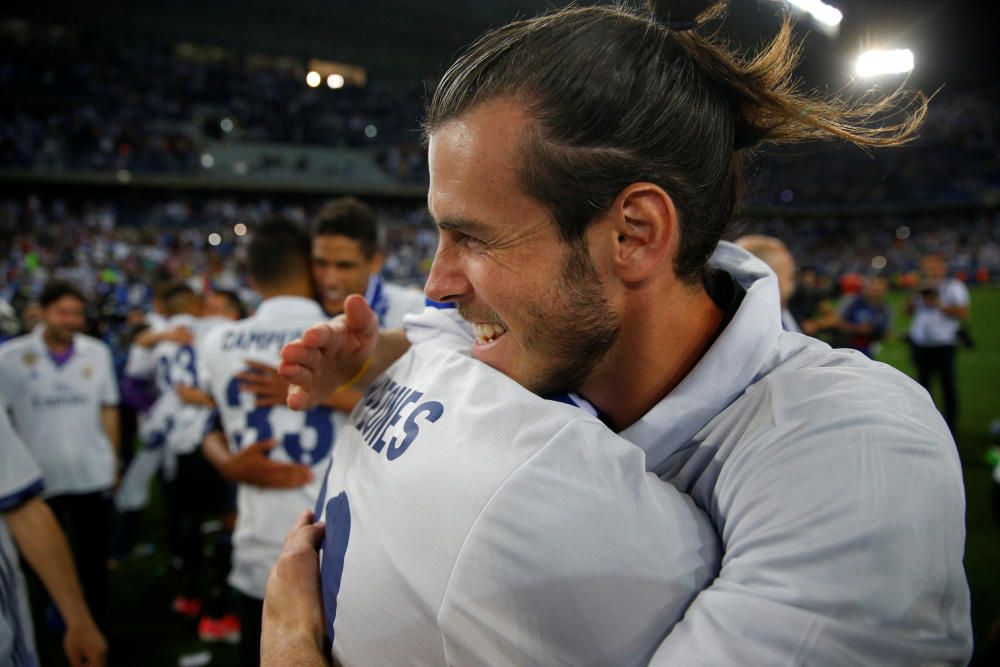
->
<box><xmin>124</xmin><ymin>344</ymin><xmax>155</xmax><ymax>380</ymax></box>
<box><xmin>0</xmin><ymin>399</ymin><xmax>44</xmax><ymax>512</ymax></box>
<box><xmin>438</xmin><ymin>420</ymin><xmax>721</xmax><ymax>667</ymax></box>
<box><xmin>944</xmin><ymin>280</ymin><xmax>970</xmax><ymax>308</ymax></box>
<box><xmin>99</xmin><ymin>343</ymin><xmax>120</xmax><ymax>406</ymax></box>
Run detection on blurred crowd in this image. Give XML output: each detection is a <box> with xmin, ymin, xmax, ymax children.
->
<box><xmin>2</xmin><ymin>193</ymin><xmax>997</xmax><ymax>354</ymax></box>
<box><xmin>0</xmin><ymin>25</ymin><xmax>429</xmax><ymax>181</ymax></box>
<box><xmin>0</xmin><ymin>196</ymin><xmax>437</xmax><ymax>347</ymax></box>
<box><xmin>2</xmin><ymin>23</ymin><xmax>998</xmax><ymax>200</ymax></box>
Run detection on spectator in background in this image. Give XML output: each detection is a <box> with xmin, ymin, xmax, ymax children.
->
<box><xmin>1</xmin><ymin>401</ymin><xmax>108</xmax><ymax>667</ymax></box>
<box><xmin>0</xmin><ymin>280</ymin><xmax>121</xmax><ymax>625</ymax></box>
<box><xmin>311</xmin><ymin>196</ymin><xmax>426</xmax><ymax>327</ymax></box>
<box><xmin>908</xmin><ymin>252</ymin><xmax>971</xmax><ymax>435</ymax></box>
<box><xmin>735</xmin><ymin>234</ymin><xmax>800</xmax><ymax>332</ymax></box>
<box><xmin>835</xmin><ymin>275</ymin><xmax>891</xmax><ymax>357</ymax></box>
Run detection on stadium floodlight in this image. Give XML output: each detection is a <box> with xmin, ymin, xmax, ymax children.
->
<box><xmin>306</xmin><ymin>70</ymin><xmax>322</xmax><ymax>87</ymax></box>
<box><xmin>786</xmin><ymin>0</ymin><xmax>842</xmax><ymax>27</ymax></box>
<box><xmin>770</xmin><ymin>0</ymin><xmax>842</xmax><ymax>36</ymax></box>
<box><xmin>854</xmin><ymin>49</ymin><xmax>914</xmax><ymax>77</ymax></box>
<box><xmin>208</xmin><ymin>233</ymin><xmax>222</xmax><ymax>247</ymax></box>
<box><xmin>327</xmin><ymin>73</ymin><xmax>345</xmax><ymax>89</ymax></box>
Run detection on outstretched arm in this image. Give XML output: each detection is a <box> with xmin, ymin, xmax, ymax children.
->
<box><xmin>6</xmin><ymin>497</ymin><xmax>108</xmax><ymax>667</ymax></box>
<box><xmin>279</xmin><ymin>295</ymin><xmax>410</xmax><ymax>411</ymax></box>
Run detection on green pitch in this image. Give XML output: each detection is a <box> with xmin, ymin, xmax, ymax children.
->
<box><xmin>879</xmin><ymin>286</ymin><xmax>1000</xmax><ymax>663</ymax></box>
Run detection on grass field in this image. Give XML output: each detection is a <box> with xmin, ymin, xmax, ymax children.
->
<box><xmin>30</xmin><ymin>287</ymin><xmax>1000</xmax><ymax>666</ymax></box>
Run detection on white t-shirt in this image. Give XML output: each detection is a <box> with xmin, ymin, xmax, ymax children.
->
<box><xmin>908</xmin><ymin>277</ymin><xmax>970</xmax><ymax>346</ymax></box>
<box><xmin>148</xmin><ymin>315</ymin><xmax>229</xmax><ymax>456</ymax></box>
<box><xmin>199</xmin><ymin>297</ymin><xmax>343</xmax><ymax>599</ymax></box>
<box><xmin>364</xmin><ymin>274</ymin><xmax>425</xmax><ymax>330</ymax></box>
<box><xmin>403</xmin><ymin>241</ymin><xmax>972</xmax><ymax>665</ymax></box>
<box><xmin>0</xmin><ymin>330</ymin><xmax>119</xmax><ymax>497</ymax></box>
<box><xmin>0</xmin><ymin>398</ymin><xmax>43</xmax><ymax>667</ymax></box>
<box><xmin>315</xmin><ymin>335</ymin><xmax>720</xmax><ymax>666</ymax></box>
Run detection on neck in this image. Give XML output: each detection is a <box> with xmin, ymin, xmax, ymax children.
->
<box><xmin>42</xmin><ymin>327</ymin><xmax>72</xmax><ymax>354</ymax></box>
<box><xmin>257</xmin><ymin>280</ymin><xmax>315</xmax><ymax>302</ymax></box>
<box><xmin>580</xmin><ymin>281</ymin><xmax>723</xmax><ymax>432</ymax></box>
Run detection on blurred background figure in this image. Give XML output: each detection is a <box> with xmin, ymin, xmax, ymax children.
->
<box><xmin>907</xmin><ymin>252</ymin><xmax>971</xmax><ymax>435</ymax></box>
<box><xmin>735</xmin><ymin>234</ymin><xmax>800</xmax><ymax>332</ymax></box>
<box><xmin>834</xmin><ymin>274</ymin><xmax>892</xmax><ymax>357</ymax></box>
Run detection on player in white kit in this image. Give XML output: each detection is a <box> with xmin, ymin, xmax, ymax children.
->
<box><xmin>300</xmin><ymin>307</ymin><xmax>720</xmax><ymax>666</ymax></box>
<box><xmin>0</xmin><ymin>398</ymin><xmax>108</xmax><ymax>667</ymax></box>
<box><xmin>312</xmin><ymin>196</ymin><xmax>425</xmax><ymax>328</ymax></box>
<box><xmin>0</xmin><ymin>280</ymin><xmax>120</xmax><ymax>625</ymax></box>
<box><xmin>199</xmin><ymin>219</ymin><xmax>342</xmax><ymax>666</ymax></box>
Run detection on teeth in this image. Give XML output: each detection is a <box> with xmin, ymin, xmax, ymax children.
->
<box><xmin>473</xmin><ymin>322</ymin><xmax>507</xmax><ymax>344</ymax></box>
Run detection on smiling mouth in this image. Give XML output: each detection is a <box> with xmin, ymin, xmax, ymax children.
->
<box><xmin>473</xmin><ymin>322</ymin><xmax>508</xmax><ymax>345</ymax></box>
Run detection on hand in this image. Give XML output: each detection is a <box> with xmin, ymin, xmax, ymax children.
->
<box><xmin>237</xmin><ymin>360</ymin><xmax>290</xmax><ymax>408</ymax></box>
<box><xmin>220</xmin><ymin>440</ymin><xmax>314</xmax><ymax>488</ymax></box>
<box><xmin>279</xmin><ymin>295</ymin><xmax>379</xmax><ymax>411</ymax></box>
<box><xmin>163</xmin><ymin>326</ymin><xmax>194</xmax><ymax>345</ymax></box>
<box><xmin>174</xmin><ymin>384</ymin><xmax>215</xmax><ymax>407</ymax></box>
<box><xmin>63</xmin><ymin>617</ymin><xmax>108</xmax><ymax>667</ymax></box>
<box><xmin>262</xmin><ymin>510</ymin><xmax>327</xmax><ymax>666</ymax></box>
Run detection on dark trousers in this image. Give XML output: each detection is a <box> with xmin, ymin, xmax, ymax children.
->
<box><xmin>173</xmin><ymin>448</ymin><xmax>230</xmax><ymax>598</ymax></box>
<box><xmin>46</xmin><ymin>491</ymin><xmax>112</xmax><ymax>625</ymax></box>
<box><xmin>238</xmin><ymin>593</ymin><xmax>264</xmax><ymax>667</ymax></box>
<box><xmin>911</xmin><ymin>343</ymin><xmax>958</xmax><ymax>433</ymax></box>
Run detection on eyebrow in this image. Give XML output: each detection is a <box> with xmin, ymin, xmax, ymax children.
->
<box><xmin>435</xmin><ymin>217</ymin><xmax>494</xmax><ymax>236</ymax></box>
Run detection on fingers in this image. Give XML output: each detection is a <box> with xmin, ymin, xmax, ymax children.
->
<box><xmin>344</xmin><ymin>294</ymin><xmax>379</xmax><ymax>337</ymax></box>
<box><xmin>278</xmin><ymin>342</ymin><xmax>322</xmax><ymax>377</ymax></box>
<box><xmin>286</xmin><ymin>384</ymin><xmax>312</xmax><ymax>411</ymax></box>
<box><xmin>299</xmin><ymin>320</ymin><xmax>341</xmax><ymax>350</ymax></box>
<box><xmin>247</xmin><ymin>439</ymin><xmax>279</xmax><ymax>454</ymax></box>
<box><xmin>284</xmin><ymin>510</ymin><xmax>326</xmax><ymax>551</ymax></box>
<box><xmin>244</xmin><ymin>359</ymin><xmax>278</xmax><ymax>373</ymax></box>
<box><xmin>266</xmin><ymin>464</ymin><xmax>313</xmax><ymax>488</ymax></box>
<box><xmin>276</xmin><ymin>362</ymin><xmax>313</xmax><ymax>392</ymax></box>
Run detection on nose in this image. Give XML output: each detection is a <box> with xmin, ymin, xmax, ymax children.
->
<box><xmin>424</xmin><ymin>240</ymin><xmax>471</xmax><ymax>304</ymax></box>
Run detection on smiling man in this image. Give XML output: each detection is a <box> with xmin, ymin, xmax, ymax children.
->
<box><xmin>312</xmin><ymin>197</ymin><xmax>425</xmax><ymax>327</ymax></box>
<box><xmin>266</xmin><ymin>2</ymin><xmax>971</xmax><ymax>665</ymax></box>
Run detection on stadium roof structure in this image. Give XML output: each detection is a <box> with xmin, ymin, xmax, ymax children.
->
<box><xmin>4</xmin><ymin>0</ymin><xmax>997</xmax><ymax>87</ymax></box>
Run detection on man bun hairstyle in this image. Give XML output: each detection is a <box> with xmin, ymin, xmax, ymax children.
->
<box><xmin>426</xmin><ymin>0</ymin><xmax>926</xmax><ymax>285</ymax></box>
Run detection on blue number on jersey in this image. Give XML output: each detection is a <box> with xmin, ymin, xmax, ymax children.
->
<box><xmin>321</xmin><ymin>491</ymin><xmax>351</xmax><ymax>646</ymax></box>
<box><xmin>175</xmin><ymin>345</ymin><xmax>198</xmax><ymax>387</ymax></box>
<box><xmin>224</xmin><ymin>377</ymin><xmax>334</xmax><ymax>464</ymax></box>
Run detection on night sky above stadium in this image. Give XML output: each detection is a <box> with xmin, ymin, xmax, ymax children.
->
<box><xmin>4</xmin><ymin>0</ymin><xmax>998</xmax><ymax>88</ymax></box>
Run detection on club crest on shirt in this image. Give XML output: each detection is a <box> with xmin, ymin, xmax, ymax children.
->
<box><xmin>22</xmin><ymin>351</ymin><xmax>37</xmax><ymax>367</ymax></box>
<box><xmin>82</xmin><ymin>366</ymin><xmax>93</xmax><ymax>379</ymax></box>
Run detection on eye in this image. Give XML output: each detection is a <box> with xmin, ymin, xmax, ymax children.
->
<box><xmin>457</xmin><ymin>233</ymin><xmax>487</xmax><ymax>250</ymax></box>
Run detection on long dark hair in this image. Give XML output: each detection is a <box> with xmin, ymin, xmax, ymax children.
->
<box><xmin>425</xmin><ymin>1</ymin><xmax>925</xmax><ymax>284</ymax></box>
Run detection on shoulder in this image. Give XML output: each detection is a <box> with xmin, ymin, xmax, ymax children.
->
<box><xmin>717</xmin><ymin>338</ymin><xmax>958</xmax><ymax>494</ymax></box>
<box><xmin>0</xmin><ymin>334</ymin><xmax>33</xmax><ymax>363</ymax></box>
<box><xmin>385</xmin><ymin>282</ymin><xmax>427</xmax><ymax>309</ymax></box>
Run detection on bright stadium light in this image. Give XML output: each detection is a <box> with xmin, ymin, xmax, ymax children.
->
<box><xmin>855</xmin><ymin>49</ymin><xmax>915</xmax><ymax>77</ymax></box>
<box><xmin>327</xmin><ymin>73</ymin><xmax>345</xmax><ymax>89</ymax></box>
<box><xmin>306</xmin><ymin>70</ymin><xmax>322</xmax><ymax>87</ymax></box>
<box><xmin>208</xmin><ymin>233</ymin><xmax>222</xmax><ymax>246</ymax></box>
<box><xmin>786</xmin><ymin>0</ymin><xmax>842</xmax><ymax>27</ymax></box>
<box><xmin>234</xmin><ymin>223</ymin><xmax>248</xmax><ymax>236</ymax></box>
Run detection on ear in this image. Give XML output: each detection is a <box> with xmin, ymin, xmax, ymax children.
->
<box><xmin>609</xmin><ymin>183</ymin><xmax>677</xmax><ymax>283</ymax></box>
